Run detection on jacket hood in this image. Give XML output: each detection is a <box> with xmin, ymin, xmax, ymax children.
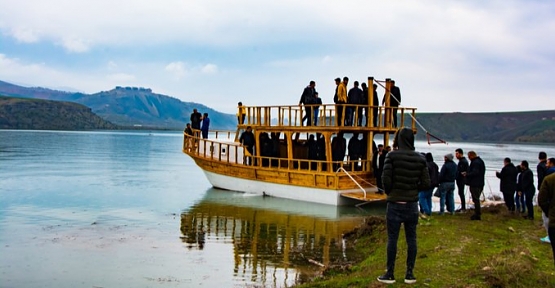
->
<box><xmin>394</xmin><ymin>128</ymin><xmax>415</xmax><ymax>151</ymax></box>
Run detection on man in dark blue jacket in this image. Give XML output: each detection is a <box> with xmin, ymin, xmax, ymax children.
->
<box><xmin>438</xmin><ymin>153</ymin><xmax>457</xmax><ymax>215</ymax></box>
<box><xmin>455</xmin><ymin>148</ymin><xmax>469</xmax><ymax>212</ymax></box>
<box><xmin>518</xmin><ymin>160</ymin><xmax>536</xmax><ymax>220</ymax></box>
<box><xmin>378</xmin><ymin>128</ymin><xmax>430</xmax><ymax>284</ymax></box>
<box><xmin>463</xmin><ymin>151</ymin><xmax>486</xmax><ymax>220</ymax></box>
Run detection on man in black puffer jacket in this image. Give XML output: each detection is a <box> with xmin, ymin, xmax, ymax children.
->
<box><xmin>377</xmin><ymin>128</ymin><xmax>430</xmax><ymax>285</ymax></box>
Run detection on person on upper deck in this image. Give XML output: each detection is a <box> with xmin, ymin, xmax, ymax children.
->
<box><xmin>383</xmin><ymin>81</ymin><xmax>401</xmax><ymax>128</ymax></box>
<box><xmin>313</xmin><ymin>92</ymin><xmax>322</xmax><ymax>126</ymax></box>
<box><xmin>299</xmin><ymin>81</ymin><xmax>316</xmax><ymax>126</ymax></box>
<box><xmin>335</xmin><ymin>77</ymin><xmax>348</xmax><ymax>126</ymax></box>
<box><xmin>348</xmin><ymin>81</ymin><xmax>363</xmax><ymax>127</ymax></box>
<box><xmin>237</xmin><ymin>102</ymin><xmax>246</xmax><ymax>125</ymax></box>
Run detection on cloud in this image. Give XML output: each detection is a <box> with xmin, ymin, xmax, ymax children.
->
<box><xmin>201</xmin><ymin>64</ymin><xmax>218</xmax><ymax>74</ymax></box>
<box><xmin>10</xmin><ymin>27</ymin><xmax>40</xmax><ymax>43</ymax></box>
<box><xmin>60</xmin><ymin>38</ymin><xmax>90</xmax><ymax>53</ymax></box>
<box><xmin>165</xmin><ymin>61</ymin><xmax>187</xmax><ymax>79</ymax></box>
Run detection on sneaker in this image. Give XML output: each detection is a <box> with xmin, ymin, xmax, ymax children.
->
<box><xmin>404</xmin><ymin>272</ymin><xmax>417</xmax><ymax>284</ymax></box>
<box><xmin>541</xmin><ymin>236</ymin><xmax>551</xmax><ymax>243</ymax></box>
<box><xmin>419</xmin><ymin>213</ymin><xmax>428</xmax><ymax>220</ymax></box>
<box><xmin>377</xmin><ymin>273</ymin><xmax>395</xmax><ymax>284</ymax></box>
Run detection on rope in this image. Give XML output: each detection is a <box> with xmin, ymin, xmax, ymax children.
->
<box><xmin>374</xmin><ymin>79</ymin><xmax>447</xmax><ymax>145</ymax></box>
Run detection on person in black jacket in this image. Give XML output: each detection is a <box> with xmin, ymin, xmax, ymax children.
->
<box><xmin>299</xmin><ymin>81</ymin><xmax>316</xmax><ymax>126</ymax></box>
<box><xmin>378</xmin><ymin>128</ymin><xmax>430</xmax><ymax>284</ymax></box>
<box><xmin>348</xmin><ymin>81</ymin><xmax>363</xmax><ymax>126</ymax></box>
<box><xmin>190</xmin><ymin>108</ymin><xmax>202</xmax><ymax>130</ymax></box>
<box><xmin>496</xmin><ymin>157</ymin><xmax>518</xmax><ymax>212</ymax></box>
<box><xmin>463</xmin><ymin>151</ymin><xmax>486</xmax><ymax>220</ymax></box>
<box><xmin>438</xmin><ymin>153</ymin><xmax>457</xmax><ymax>215</ymax></box>
<box><xmin>239</xmin><ymin>126</ymin><xmax>255</xmax><ymax>165</ymax></box>
<box><xmin>517</xmin><ymin>160</ymin><xmax>536</xmax><ymax>220</ymax></box>
<box><xmin>455</xmin><ymin>148</ymin><xmax>469</xmax><ymax>212</ymax></box>
<box><xmin>390</xmin><ymin>80</ymin><xmax>401</xmax><ymax>128</ymax></box>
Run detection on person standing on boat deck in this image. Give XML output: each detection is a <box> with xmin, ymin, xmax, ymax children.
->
<box><xmin>517</xmin><ymin>160</ymin><xmax>535</xmax><ymax>220</ymax></box>
<box><xmin>313</xmin><ymin>92</ymin><xmax>322</xmax><ymax>126</ymax></box>
<box><xmin>348</xmin><ymin>81</ymin><xmax>363</xmax><ymax>126</ymax></box>
<box><xmin>538</xmin><ymin>170</ymin><xmax>555</xmax><ymax>266</ymax></box>
<box><xmin>299</xmin><ymin>81</ymin><xmax>316</xmax><ymax>126</ymax></box>
<box><xmin>184</xmin><ymin>123</ymin><xmax>194</xmax><ymax>150</ymax></box>
<box><xmin>335</xmin><ymin>77</ymin><xmax>348</xmax><ymax>126</ymax></box>
<box><xmin>200</xmin><ymin>113</ymin><xmax>210</xmax><ymax>139</ymax></box>
<box><xmin>383</xmin><ymin>81</ymin><xmax>401</xmax><ymax>128</ymax></box>
<box><xmin>463</xmin><ymin>151</ymin><xmax>485</xmax><ymax>220</ymax></box>
<box><xmin>237</xmin><ymin>102</ymin><xmax>246</xmax><ymax>125</ymax></box>
<box><xmin>347</xmin><ymin>132</ymin><xmax>363</xmax><ymax>171</ymax></box>
<box><xmin>331</xmin><ymin>132</ymin><xmax>346</xmax><ymax>171</ymax></box>
<box><xmin>378</xmin><ymin>128</ymin><xmax>430</xmax><ymax>284</ymax></box>
<box><xmin>190</xmin><ymin>108</ymin><xmax>202</xmax><ymax>131</ymax></box>
<box><xmin>437</xmin><ymin>153</ymin><xmax>457</xmax><ymax>215</ymax></box>
<box><xmin>455</xmin><ymin>148</ymin><xmax>469</xmax><ymax>212</ymax></box>
<box><xmin>239</xmin><ymin>126</ymin><xmax>256</xmax><ymax>166</ymax></box>
<box><xmin>361</xmin><ymin>83</ymin><xmax>369</xmax><ymax>126</ymax></box>
<box><xmin>371</xmin><ymin>84</ymin><xmax>380</xmax><ymax>127</ymax></box>
<box><xmin>307</xmin><ymin>134</ymin><xmax>319</xmax><ymax>170</ymax></box>
<box><xmin>495</xmin><ymin>157</ymin><xmax>518</xmax><ymax>212</ymax></box>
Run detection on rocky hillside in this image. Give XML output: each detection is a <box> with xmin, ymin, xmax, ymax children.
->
<box><xmin>0</xmin><ymin>96</ymin><xmax>119</xmax><ymax>130</ymax></box>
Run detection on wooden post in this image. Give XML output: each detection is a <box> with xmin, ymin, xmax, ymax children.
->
<box><xmin>368</xmin><ymin>77</ymin><xmax>374</xmax><ymax>128</ymax></box>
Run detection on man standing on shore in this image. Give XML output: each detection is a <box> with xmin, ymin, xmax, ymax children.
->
<box><xmin>496</xmin><ymin>157</ymin><xmax>518</xmax><ymax>212</ymax></box>
<box><xmin>538</xmin><ymin>170</ymin><xmax>555</xmax><ymax>266</ymax></box>
<box><xmin>463</xmin><ymin>151</ymin><xmax>486</xmax><ymax>221</ymax></box>
<box><xmin>455</xmin><ymin>148</ymin><xmax>469</xmax><ymax>212</ymax></box>
<box><xmin>378</xmin><ymin>128</ymin><xmax>430</xmax><ymax>284</ymax></box>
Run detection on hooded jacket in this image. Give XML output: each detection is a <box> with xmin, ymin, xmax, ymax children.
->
<box><xmin>382</xmin><ymin>128</ymin><xmax>430</xmax><ymax>202</ymax></box>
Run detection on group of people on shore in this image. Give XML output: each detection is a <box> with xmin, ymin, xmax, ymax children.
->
<box><xmin>298</xmin><ymin>78</ymin><xmax>401</xmax><ymax>127</ymax></box>
<box><xmin>377</xmin><ymin>127</ymin><xmax>555</xmax><ymax>284</ymax></box>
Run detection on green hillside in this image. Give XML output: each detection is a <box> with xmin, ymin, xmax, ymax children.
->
<box><xmin>0</xmin><ymin>81</ymin><xmax>236</xmax><ymax>130</ymax></box>
<box><xmin>0</xmin><ymin>96</ymin><xmax>119</xmax><ymax>130</ymax></box>
<box><xmin>414</xmin><ymin>111</ymin><xmax>555</xmax><ymax>143</ymax></box>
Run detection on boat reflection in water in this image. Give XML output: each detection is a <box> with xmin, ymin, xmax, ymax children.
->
<box><xmin>180</xmin><ymin>188</ymin><xmax>385</xmax><ymax>287</ymax></box>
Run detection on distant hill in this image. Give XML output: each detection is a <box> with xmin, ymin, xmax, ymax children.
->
<box><xmin>0</xmin><ymin>80</ymin><xmax>236</xmax><ymax>130</ymax></box>
<box><xmin>0</xmin><ymin>96</ymin><xmax>119</xmax><ymax>130</ymax></box>
<box><xmin>414</xmin><ymin>111</ymin><xmax>555</xmax><ymax>143</ymax></box>
<box><xmin>1</xmin><ymin>80</ymin><xmax>554</xmax><ymax>143</ymax></box>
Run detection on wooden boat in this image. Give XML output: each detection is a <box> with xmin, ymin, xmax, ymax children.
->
<box><xmin>182</xmin><ymin>77</ymin><xmax>418</xmax><ymax>206</ymax></box>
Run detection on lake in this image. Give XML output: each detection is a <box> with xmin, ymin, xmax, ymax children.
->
<box><xmin>0</xmin><ymin>130</ymin><xmax>551</xmax><ymax>287</ymax></box>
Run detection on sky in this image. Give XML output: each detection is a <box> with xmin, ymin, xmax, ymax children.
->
<box><xmin>0</xmin><ymin>0</ymin><xmax>554</xmax><ymax>114</ymax></box>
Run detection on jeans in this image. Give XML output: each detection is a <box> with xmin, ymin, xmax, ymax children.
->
<box><xmin>524</xmin><ymin>190</ymin><xmax>535</xmax><ymax>219</ymax></box>
<box><xmin>470</xmin><ymin>186</ymin><xmax>483</xmax><ymax>217</ymax></box>
<box><xmin>418</xmin><ymin>189</ymin><xmax>433</xmax><ymax>216</ymax></box>
<box><xmin>456</xmin><ymin>181</ymin><xmax>466</xmax><ymax>210</ymax></box>
<box><xmin>515</xmin><ymin>191</ymin><xmax>526</xmax><ymax>213</ymax></box>
<box><xmin>549</xmin><ymin>227</ymin><xmax>555</xmax><ymax>267</ymax></box>
<box><xmin>386</xmin><ymin>202</ymin><xmax>418</xmax><ymax>275</ymax></box>
<box><xmin>438</xmin><ymin>182</ymin><xmax>455</xmax><ymax>214</ymax></box>
<box><xmin>313</xmin><ymin>108</ymin><xmax>319</xmax><ymax>126</ymax></box>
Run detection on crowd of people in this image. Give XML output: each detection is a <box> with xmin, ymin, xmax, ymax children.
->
<box><xmin>377</xmin><ymin>128</ymin><xmax>555</xmax><ymax>284</ymax></box>
<box><xmin>297</xmin><ymin>78</ymin><xmax>401</xmax><ymax>127</ymax></box>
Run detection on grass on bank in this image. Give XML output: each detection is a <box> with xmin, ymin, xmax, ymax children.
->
<box><xmin>296</xmin><ymin>205</ymin><xmax>555</xmax><ymax>288</ymax></box>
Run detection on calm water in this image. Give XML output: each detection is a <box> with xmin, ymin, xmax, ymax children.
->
<box><xmin>0</xmin><ymin>130</ymin><xmax>551</xmax><ymax>287</ymax></box>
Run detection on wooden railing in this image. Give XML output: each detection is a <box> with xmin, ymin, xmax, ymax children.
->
<box><xmin>183</xmin><ymin>132</ymin><xmax>373</xmax><ymax>174</ymax></box>
<box><xmin>238</xmin><ymin>104</ymin><xmax>417</xmax><ymax>131</ymax></box>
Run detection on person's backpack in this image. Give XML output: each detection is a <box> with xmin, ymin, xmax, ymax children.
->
<box><xmin>428</xmin><ymin>162</ymin><xmax>439</xmax><ymax>188</ymax></box>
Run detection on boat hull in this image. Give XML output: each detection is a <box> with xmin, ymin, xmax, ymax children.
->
<box><xmin>203</xmin><ymin>170</ymin><xmax>362</xmax><ymax>206</ymax></box>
